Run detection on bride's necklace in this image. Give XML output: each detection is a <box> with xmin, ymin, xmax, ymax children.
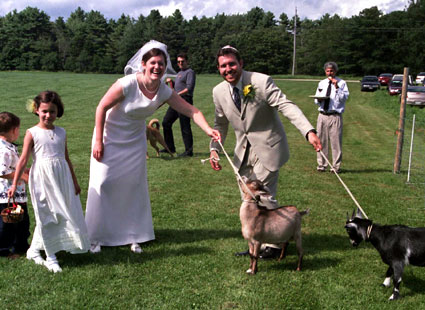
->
<box><xmin>141</xmin><ymin>76</ymin><xmax>160</xmax><ymax>95</ymax></box>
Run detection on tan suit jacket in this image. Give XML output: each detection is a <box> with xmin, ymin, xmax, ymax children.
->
<box><xmin>210</xmin><ymin>71</ymin><xmax>314</xmax><ymax>172</ymax></box>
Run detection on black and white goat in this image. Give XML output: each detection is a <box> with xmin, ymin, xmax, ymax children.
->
<box><xmin>345</xmin><ymin>209</ymin><xmax>425</xmax><ymax>300</ymax></box>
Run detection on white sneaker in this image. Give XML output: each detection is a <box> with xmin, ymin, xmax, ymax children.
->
<box><xmin>90</xmin><ymin>243</ymin><xmax>101</xmax><ymax>254</ymax></box>
<box><xmin>26</xmin><ymin>249</ymin><xmax>45</xmax><ymax>265</ymax></box>
<box><xmin>44</xmin><ymin>256</ymin><xmax>62</xmax><ymax>273</ymax></box>
<box><xmin>130</xmin><ymin>243</ymin><xmax>143</xmax><ymax>254</ymax></box>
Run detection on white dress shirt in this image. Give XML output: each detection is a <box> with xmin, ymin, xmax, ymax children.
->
<box><xmin>314</xmin><ymin>77</ymin><xmax>349</xmax><ymax>114</ymax></box>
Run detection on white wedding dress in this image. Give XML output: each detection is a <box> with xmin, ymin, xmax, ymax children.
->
<box><xmin>85</xmin><ymin>73</ymin><xmax>172</xmax><ymax>247</ymax></box>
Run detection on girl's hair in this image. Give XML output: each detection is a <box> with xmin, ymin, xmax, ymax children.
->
<box><xmin>33</xmin><ymin>91</ymin><xmax>64</xmax><ymax>118</ymax></box>
<box><xmin>142</xmin><ymin>48</ymin><xmax>166</xmax><ymax>64</ymax></box>
<box><xmin>0</xmin><ymin>111</ymin><xmax>20</xmax><ymax>134</ymax></box>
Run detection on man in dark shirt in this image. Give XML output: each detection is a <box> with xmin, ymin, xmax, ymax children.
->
<box><xmin>161</xmin><ymin>53</ymin><xmax>196</xmax><ymax>157</ymax></box>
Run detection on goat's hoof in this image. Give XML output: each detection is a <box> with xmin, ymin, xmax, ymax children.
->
<box><xmin>246</xmin><ymin>268</ymin><xmax>256</xmax><ymax>275</ymax></box>
<box><xmin>382</xmin><ymin>277</ymin><xmax>391</xmax><ymax>287</ymax></box>
<box><xmin>388</xmin><ymin>293</ymin><xmax>400</xmax><ymax>301</ymax></box>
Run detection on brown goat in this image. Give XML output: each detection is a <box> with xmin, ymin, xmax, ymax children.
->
<box><xmin>239</xmin><ymin>176</ymin><xmax>309</xmax><ymax>274</ymax></box>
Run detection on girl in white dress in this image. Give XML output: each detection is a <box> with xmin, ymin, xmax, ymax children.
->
<box><xmin>85</xmin><ymin>40</ymin><xmax>221</xmax><ymax>254</ymax></box>
<box><xmin>8</xmin><ymin>91</ymin><xmax>90</xmax><ymax>273</ymax></box>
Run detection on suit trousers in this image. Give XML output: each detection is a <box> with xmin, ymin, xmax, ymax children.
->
<box><xmin>316</xmin><ymin>113</ymin><xmax>343</xmax><ymax>170</ymax></box>
<box><xmin>238</xmin><ymin>143</ymin><xmax>279</xmax><ymax>198</ymax></box>
<box><xmin>162</xmin><ymin>95</ymin><xmax>193</xmax><ymax>153</ymax></box>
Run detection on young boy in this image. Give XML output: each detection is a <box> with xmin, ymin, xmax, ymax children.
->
<box><xmin>0</xmin><ymin>112</ymin><xmax>30</xmax><ymax>259</ymax></box>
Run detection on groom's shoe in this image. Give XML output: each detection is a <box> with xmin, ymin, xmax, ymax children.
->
<box><xmin>259</xmin><ymin>246</ymin><xmax>281</xmax><ymax>259</ymax></box>
<box><xmin>178</xmin><ymin>150</ymin><xmax>193</xmax><ymax>157</ymax></box>
<box><xmin>234</xmin><ymin>249</ymin><xmax>250</xmax><ymax>256</ymax></box>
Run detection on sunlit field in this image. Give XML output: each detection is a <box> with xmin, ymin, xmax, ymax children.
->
<box><xmin>0</xmin><ymin>71</ymin><xmax>424</xmax><ymax>309</ymax></box>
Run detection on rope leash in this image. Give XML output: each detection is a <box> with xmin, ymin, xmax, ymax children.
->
<box><xmin>210</xmin><ymin>140</ymin><xmax>258</xmax><ymax>202</ymax></box>
<box><xmin>203</xmin><ymin>142</ymin><xmax>368</xmax><ymax>218</ymax></box>
<box><xmin>319</xmin><ymin>150</ymin><xmax>368</xmax><ymax>219</ymax></box>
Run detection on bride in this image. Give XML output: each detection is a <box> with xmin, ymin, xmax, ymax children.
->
<box><xmin>85</xmin><ymin>40</ymin><xmax>220</xmax><ymax>254</ymax></box>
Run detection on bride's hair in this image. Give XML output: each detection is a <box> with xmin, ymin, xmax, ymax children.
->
<box><xmin>142</xmin><ymin>48</ymin><xmax>166</xmax><ymax>63</ymax></box>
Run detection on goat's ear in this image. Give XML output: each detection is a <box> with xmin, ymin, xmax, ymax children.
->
<box><xmin>346</xmin><ymin>212</ymin><xmax>350</xmax><ymax>221</ymax></box>
<box><xmin>356</xmin><ymin>208</ymin><xmax>364</xmax><ymax>219</ymax></box>
<box><xmin>351</xmin><ymin>209</ymin><xmax>356</xmax><ymax>219</ymax></box>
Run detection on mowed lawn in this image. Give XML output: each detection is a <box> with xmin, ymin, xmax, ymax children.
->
<box><xmin>0</xmin><ymin>71</ymin><xmax>424</xmax><ymax>309</ymax></box>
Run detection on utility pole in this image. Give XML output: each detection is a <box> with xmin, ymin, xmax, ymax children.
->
<box><xmin>394</xmin><ymin>67</ymin><xmax>409</xmax><ymax>173</ymax></box>
<box><xmin>291</xmin><ymin>6</ymin><xmax>297</xmax><ymax>76</ymax></box>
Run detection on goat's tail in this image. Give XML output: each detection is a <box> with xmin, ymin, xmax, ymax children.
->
<box><xmin>299</xmin><ymin>208</ymin><xmax>310</xmax><ymax>217</ymax></box>
<box><xmin>148</xmin><ymin>118</ymin><xmax>160</xmax><ymax>129</ymax></box>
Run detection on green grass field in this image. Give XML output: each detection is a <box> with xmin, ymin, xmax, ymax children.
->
<box><xmin>0</xmin><ymin>71</ymin><xmax>424</xmax><ymax>309</ymax></box>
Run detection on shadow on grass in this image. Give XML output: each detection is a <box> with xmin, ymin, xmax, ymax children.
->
<box><xmin>266</xmin><ymin>256</ymin><xmax>341</xmax><ymax>272</ymax></box>
<box><xmin>57</xmin><ymin>228</ymin><xmax>241</xmax><ymax>267</ymax></box>
<box><xmin>57</xmin><ymin>230</ymin><xmax>352</xmax><ymax>269</ymax></box>
<box><xmin>58</xmin><ymin>244</ymin><xmax>214</xmax><ymax>267</ymax></box>
<box><xmin>338</xmin><ymin>168</ymin><xmax>392</xmax><ymax>174</ymax></box>
<box><xmin>304</xmin><ymin>233</ymin><xmax>352</xmax><ymax>254</ymax></box>
<box><xmin>154</xmin><ymin>228</ymin><xmax>241</xmax><ymax>243</ymax></box>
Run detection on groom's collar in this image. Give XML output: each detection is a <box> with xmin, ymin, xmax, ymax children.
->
<box><xmin>227</xmin><ymin>78</ymin><xmax>243</xmax><ymax>93</ymax></box>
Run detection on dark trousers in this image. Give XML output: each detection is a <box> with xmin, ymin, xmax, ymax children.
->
<box><xmin>162</xmin><ymin>95</ymin><xmax>193</xmax><ymax>153</ymax></box>
<box><xmin>0</xmin><ymin>202</ymin><xmax>30</xmax><ymax>256</ymax></box>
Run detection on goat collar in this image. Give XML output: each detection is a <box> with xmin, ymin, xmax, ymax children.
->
<box><xmin>366</xmin><ymin>224</ymin><xmax>373</xmax><ymax>240</ymax></box>
<box><xmin>242</xmin><ymin>198</ymin><xmax>257</xmax><ymax>203</ymax></box>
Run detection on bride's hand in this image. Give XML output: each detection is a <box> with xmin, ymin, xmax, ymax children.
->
<box><xmin>93</xmin><ymin>141</ymin><xmax>104</xmax><ymax>161</ymax></box>
<box><xmin>208</xmin><ymin>129</ymin><xmax>221</xmax><ymax>142</ymax></box>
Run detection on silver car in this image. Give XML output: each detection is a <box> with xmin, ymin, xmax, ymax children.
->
<box><xmin>415</xmin><ymin>72</ymin><xmax>425</xmax><ymax>84</ymax></box>
<box><xmin>405</xmin><ymin>86</ymin><xmax>425</xmax><ymax>108</ymax></box>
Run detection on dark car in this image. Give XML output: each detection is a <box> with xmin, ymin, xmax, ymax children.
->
<box><xmin>361</xmin><ymin>76</ymin><xmax>380</xmax><ymax>92</ymax></box>
<box><xmin>378</xmin><ymin>73</ymin><xmax>393</xmax><ymax>86</ymax></box>
<box><xmin>388</xmin><ymin>80</ymin><xmax>403</xmax><ymax>96</ymax></box>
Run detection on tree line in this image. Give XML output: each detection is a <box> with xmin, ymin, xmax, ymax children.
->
<box><xmin>1</xmin><ymin>1</ymin><xmax>424</xmax><ymax>76</ymax></box>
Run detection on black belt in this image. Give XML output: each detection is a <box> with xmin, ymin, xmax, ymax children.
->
<box><xmin>320</xmin><ymin>111</ymin><xmax>340</xmax><ymax>115</ymax></box>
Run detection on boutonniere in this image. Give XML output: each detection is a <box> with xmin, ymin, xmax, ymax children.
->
<box><xmin>243</xmin><ymin>84</ymin><xmax>256</xmax><ymax>100</ymax></box>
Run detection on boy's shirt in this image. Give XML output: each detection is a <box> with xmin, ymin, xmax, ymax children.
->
<box><xmin>0</xmin><ymin>139</ymin><xmax>27</xmax><ymax>203</ymax></box>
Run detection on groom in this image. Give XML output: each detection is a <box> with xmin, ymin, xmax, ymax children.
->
<box><xmin>209</xmin><ymin>45</ymin><xmax>321</xmax><ymax>258</ymax></box>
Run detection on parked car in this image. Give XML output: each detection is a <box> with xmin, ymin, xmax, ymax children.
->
<box><xmin>388</xmin><ymin>80</ymin><xmax>403</xmax><ymax>95</ymax></box>
<box><xmin>392</xmin><ymin>74</ymin><xmax>413</xmax><ymax>85</ymax></box>
<box><xmin>360</xmin><ymin>76</ymin><xmax>380</xmax><ymax>91</ymax></box>
<box><xmin>415</xmin><ymin>72</ymin><xmax>425</xmax><ymax>84</ymax></box>
<box><xmin>378</xmin><ymin>73</ymin><xmax>393</xmax><ymax>86</ymax></box>
<box><xmin>405</xmin><ymin>86</ymin><xmax>425</xmax><ymax>107</ymax></box>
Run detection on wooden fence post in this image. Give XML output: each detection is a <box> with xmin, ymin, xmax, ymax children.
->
<box><xmin>393</xmin><ymin>67</ymin><xmax>409</xmax><ymax>173</ymax></box>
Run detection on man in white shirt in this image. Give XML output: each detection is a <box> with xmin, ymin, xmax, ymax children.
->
<box><xmin>314</xmin><ymin>62</ymin><xmax>349</xmax><ymax>173</ymax></box>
